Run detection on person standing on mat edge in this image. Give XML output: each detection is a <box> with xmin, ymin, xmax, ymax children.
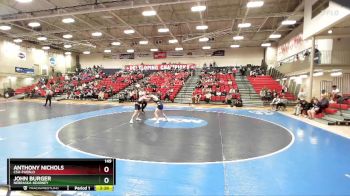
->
<box><xmin>44</xmin><ymin>87</ymin><xmax>53</xmax><ymax>107</ymax></box>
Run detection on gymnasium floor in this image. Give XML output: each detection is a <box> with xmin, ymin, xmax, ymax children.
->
<box><xmin>0</xmin><ymin>100</ymin><xmax>350</xmax><ymax>195</ymax></box>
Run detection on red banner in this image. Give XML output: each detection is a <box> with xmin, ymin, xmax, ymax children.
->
<box><xmin>153</xmin><ymin>52</ymin><xmax>167</xmax><ymax>59</ymax></box>
<box><xmin>125</xmin><ymin>64</ymin><xmax>196</xmax><ymax>71</ymax></box>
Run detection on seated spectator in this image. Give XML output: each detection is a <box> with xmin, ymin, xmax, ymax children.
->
<box><xmin>276</xmin><ymin>96</ymin><xmax>288</xmax><ymax>111</ymax></box>
<box><xmin>260</xmin><ymin>87</ymin><xmax>267</xmax><ymax>100</ymax></box>
<box><xmin>225</xmin><ymin>93</ymin><xmax>232</xmax><ymax>104</ymax></box>
<box><xmin>98</xmin><ymin>91</ymin><xmax>105</xmax><ymax>101</ymax></box>
<box><xmin>294</xmin><ymin>99</ymin><xmax>307</xmax><ymax>116</ymax></box>
<box><xmin>164</xmin><ymin>91</ymin><xmax>171</xmax><ymax>102</ymax></box>
<box><xmin>229</xmin><ymin>88</ymin><xmax>235</xmax><ymax>94</ymax></box>
<box><xmin>331</xmin><ymin>85</ymin><xmax>341</xmax><ymax>101</ymax></box>
<box><xmin>270</xmin><ymin>95</ymin><xmax>280</xmax><ymax>111</ymax></box>
<box><xmin>231</xmin><ymin>97</ymin><xmax>243</xmax><ymax>107</ymax></box>
<box><xmin>307</xmin><ymin>98</ymin><xmax>322</xmax><ymax>119</ymax></box>
<box><xmin>298</xmin><ymin>88</ymin><xmax>306</xmax><ymax>101</ymax></box>
<box><xmin>205</xmin><ymin>92</ymin><xmax>212</xmax><ymax>103</ymax></box>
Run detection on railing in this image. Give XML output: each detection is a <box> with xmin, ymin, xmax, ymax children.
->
<box><xmin>278</xmin><ymin>50</ymin><xmax>350</xmax><ymax>67</ymax></box>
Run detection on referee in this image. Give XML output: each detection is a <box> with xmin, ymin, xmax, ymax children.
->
<box><xmin>43</xmin><ymin>87</ymin><xmax>53</xmax><ymax>107</ymax></box>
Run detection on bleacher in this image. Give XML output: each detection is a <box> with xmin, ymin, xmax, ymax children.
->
<box><xmin>15</xmin><ymin>84</ymin><xmax>37</xmax><ymax>95</ymax></box>
<box><xmin>193</xmin><ymin>73</ymin><xmax>240</xmax><ymax>102</ymax></box>
<box><xmin>143</xmin><ymin>71</ymin><xmax>189</xmax><ymax>102</ymax></box>
<box><xmin>97</xmin><ymin>74</ymin><xmax>143</xmax><ymax>99</ymax></box>
<box><xmin>247</xmin><ymin>76</ymin><xmax>296</xmax><ymax>100</ymax></box>
<box><xmin>314</xmin><ymin>101</ymin><xmax>350</xmax><ymax>125</ymax></box>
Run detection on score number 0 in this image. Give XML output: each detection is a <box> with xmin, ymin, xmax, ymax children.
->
<box><xmin>103</xmin><ymin>159</ymin><xmax>112</xmax><ymax>184</ymax></box>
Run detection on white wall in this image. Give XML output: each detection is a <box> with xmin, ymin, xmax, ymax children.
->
<box><xmin>0</xmin><ymin>38</ymin><xmax>76</xmax><ymax>91</ymax></box>
<box><xmin>304</xmin><ymin>0</ymin><xmax>350</xmax><ymax>39</ymax></box>
<box><xmin>80</xmin><ymin>47</ymin><xmax>264</xmax><ymax>69</ymax></box>
<box><xmin>265</xmin><ymin>46</ymin><xmax>278</xmax><ymax>68</ymax></box>
<box><xmin>0</xmin><ymin>39</ymin><xmax>75</xmax><ymax>75</ymax></box>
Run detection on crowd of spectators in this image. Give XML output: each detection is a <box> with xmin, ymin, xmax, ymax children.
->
<box><xmin>117</xmin><ymin>68</ymin><xmax>190</xmax><ymax>103</ymax></box>
<box><xmin>293</xmin><ymin>85</ymin><xmax>347</xmax><ymax>119</ymax></box>
<box><xmin>28</xmin><ymin>65</ymin><xmax>144</xmax><ymax>101</ymax></box>
<box><xmin>193</xmin><ymin>67</ymin><xmax>240</xmax><ymax>105</ymax></box>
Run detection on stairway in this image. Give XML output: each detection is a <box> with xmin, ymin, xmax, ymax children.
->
<box><xmin>235</xmin><ymin>73</ymin><xmax>264</xmax><ymax>107</ymax></box>
<box><xmin>174</xmin><ymin>69</ymin><xmax>200</xmax><ymax>104</ymax></box>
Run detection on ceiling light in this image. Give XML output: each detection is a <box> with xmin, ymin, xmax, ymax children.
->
<box><xmin>111</xmin><ymin>42</ymin><xmax>121</xmax><ymax>46</ymax></box>
<box><xmin>191</xmin><ymin>5</ymin><xmax>206</xmax><ymax>12</ymax></box>
<box><xmin>42</xmin><ymin>46</ymin><xmax>50</xmax><ymax>50</ymax></box>
<box><xmin>202</xmin><ymin>46</ymin><xmax>211</xmax><ymax>50</ymax></box>
<box><xmin>91</xmin><ymin>32</ymin><xmax>102</xmax><ymax>37</ymax></box>
<box><xmin>139</xmin><ymin>40</ymin><xmax>149</xmax><ymax>45</ymax></box>
<box><xmin>328</xmin><ymin>30</ymin><xmax>333</xmax><ymax>34</ymax></box>
<box><xmin>127</xmin><ymin>49</ymin><xmax>134</xmax><ymax>53</ymax></box>
<box><xmin>64</xmin><ymin>44</ymin><xmax>72</xmax><ymax>48</ymax></box>
<box><xmin>13</xmin><ymin>39</ymin><xmax>22</xmax><ymax>43</ymax></box>
<box><xmin>0</xmin><ymin>25</ymin><xmax>11</xmax><ymax>31</ymax></box>
<box><xmin>261</xmin><ymin>43</ymin><xmax>271</xmax><ymax>47</ymax></box>
<box><xmin>28</xmin><ymin>22</ymin><xmax>40</xmax><ymax>27</ymax></box>
<box><xmin>158</xmin><ymin>28</ymin><xmax>169</xmax><ymax>33</ymax></box>
<box><xmin>269</xmin><ymin>34</ymin><xmax>282</xmax><ymax>39</ymax></box>
<box><xmin>62</xmin><ymin>18</ymin><xmax>75</xmax><ymax>24</ymax></box>
<box><xmin>238</xmin><ymin>23</ymin><xmax>251</xmax><ymax>28</ymax></box>
<box><xmin>231</xmin><ymin>44</ymin><xmax>240</xmax><ymax>48</ymax></box>
<box><xmin>83</xmin><ymin>51</ymin><xmax>90</xmax><ymax>54</ymax></box>
<box><xmin>142</xmin><ymin>10</ymin><xmax>157</xmax><ymax>16</ymax></box>
<box><xmin>104</xmin><ymin>49</ymin><xmax>111</xmax><ymax>53</ymax></box>
<box><xmin>299</xmin><ymin>75</ymin><xmax>308</xmax><ymax>79</ymax></box>
<box><xmin>282</xmin><ymin>20</ymin><xmax>296</xmax><ymax>25</ymax></box>
<box><xmin>65</xmin><ymin>52</ymin><xmax>71</xmax><ymax>55</ymax></box>
<box><xmin>196</xmin><ymin>25</ymin><xmax>208</xmax><ymax>30</ymax></box>
<box><xmin>37</xmin><ymin>36</ymin><xmax>47</xmax><ymax>41</ymax></box>
<box><xmin>233</xmin><ymin>35</ymin><xmax>244</xmax><ymax>40</ymax></box>
<box><xmin>150</xmin><ymin>48</ymin><xmax>158</xmax><ymax>52</ymax></box>
<box><xmin>330</xmin><ymin>72</ymin><xmax>342</xmax><ymax>77</ymax></box>
<box><xmin>313</xmin><ymin>72</ymin><xmax>324</xmax><ymax>77</ymax></box>
<box><xmin>124</xmin><ymin>29</ymin><xmax>135</xmax><ymax>34</ymax></box>
<box><xmin>282</xmin><ymin>78</ymin><xmax>288</xmax><ymax>81</ymax></box>
<box><xmin>16</xmin><ymin>0</ymin><xmax>32</xmax><ymax>3</ymax></box>
<box><xmin>175</xmin><ymin>47</ymin><xmax>183</xmax><ymax>51</ymax></box>
<box><xmin>247</xmin><ymin>1</ymin><xmax>264</xmax><ymax>8</ymax></box>
<box><xmin>199</xmin><ymin>37</ymin><xmax>209</xmax><ymax>42</ymax></box>
<box><xmin>63</xmin><ymin>34</ymin><xmax>73</xmax><ymax>39</ymax></box>
<box><xmin>169</xmin><ymin>39</ymin><xmax>178</xmax><ymax>44</ymax></box>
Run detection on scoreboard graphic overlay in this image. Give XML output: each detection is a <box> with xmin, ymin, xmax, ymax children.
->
<box><xmin>7</xmin><ymin>158</ymin><xmax>115</xmax><ymax>191</ymax></box>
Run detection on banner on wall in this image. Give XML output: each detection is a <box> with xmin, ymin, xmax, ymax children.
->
<box><xmin>125</xmin><ymin>63</ymin><xmax>196</xmax><ymax>71</ymax></box>
<box><xmin>18</xmin><ymin>51</ymin><xmax>26</xmax><ymax>61</ymax></box>
<box><xmin>137</xmin><ymin>53</ymin><xmax>151</xmax><ymax>58</ymax></box>
<box><xmin>211</xmin><ymin>50</ymin><xmax>225</xmax><ymax>56</ymax></box>
<box><xmin>277</xmin><ymin>33</ymin><xmax>311</xmax><ymax>61</ymax></box>
<box><xmin>153</xmin><ymin>51</ymin><xmax>167</xmax><ymax>59</ymax></box>
<box><xmin>168</xmin><ymin>51</ymin><xmax>184</xmax><ymax>57</ymax></box>
<box><xmin>119</xmin><ymin>53</ymin><xmax>135</xmax><ymax>59</ymax></box>
<box><xmin>49</xmin><ymin>57</ymin><xmax>56</xmax><ymax>66</ymax></box>
<box><xmin>15</xmin><ymin>67</ymin><xmax>34</xmax><ymax>74</ymax></box>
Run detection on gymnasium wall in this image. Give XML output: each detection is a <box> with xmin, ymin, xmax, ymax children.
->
<box><xmin>0</xmin><ymin>38</ymin><xmax>76</xmax><ymax>92</ymax></box>
<box><xmin>79</xmin><ymin>47</ymin><xmax>264</xmax><ymax>69</ymax></box>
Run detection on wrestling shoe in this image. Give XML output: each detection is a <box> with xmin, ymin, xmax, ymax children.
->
<box><xmin>136</xmin><ymin>118</ymin><xmax>142</xmax><ymax>121</ymax></box>
<box><xmin>129</xmin><ymin>120</ymin><xmax>133</xmax><ymax>124</ymax></box>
